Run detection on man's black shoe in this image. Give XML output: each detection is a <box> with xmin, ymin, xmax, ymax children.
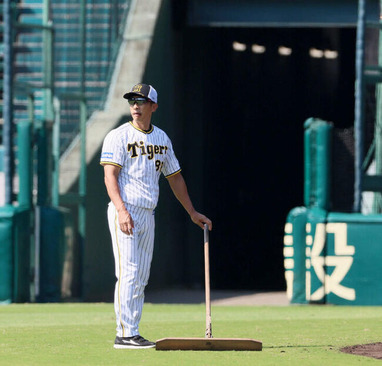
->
<box><xmin>114</xmin><ymin>335</ymin><xmax>155</xmax><ymax>349</ymax></box>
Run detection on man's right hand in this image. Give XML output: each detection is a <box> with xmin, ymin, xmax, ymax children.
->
<box><xmin>118</xmin><ymin>207</ymin><xmax>135</xmax><ymax>235</ymax></box>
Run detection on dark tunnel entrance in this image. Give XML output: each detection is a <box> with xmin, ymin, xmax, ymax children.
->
<box><xmin>180</xmin><ymin>27</ymin><xmax>356</xmax><ymax>290</ymax></box>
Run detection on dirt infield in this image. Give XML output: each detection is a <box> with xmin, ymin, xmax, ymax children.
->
<box><xmin>145</xmin><ymin>289</ymin><xmax>289</xmax><ymax>305</ymax></box>
<box><xmin>341</xmin><ymin>343</ymin><xmax>382</xmax><ymax>360</ymax></box>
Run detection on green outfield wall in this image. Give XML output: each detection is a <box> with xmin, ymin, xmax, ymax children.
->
<box><xmin>285</xmin><ymin>119</ymin><xmax>382</xmax><ymax>305</ymax></box>
<box><xmin>0</xmin><ymin>206</ymin><xmax>31</xmax><ymax>303</ymax></box>
<box><xmin>285</xmin><ymin>208</ymin><xmax>382</xmax><ymax>305</ymax></box>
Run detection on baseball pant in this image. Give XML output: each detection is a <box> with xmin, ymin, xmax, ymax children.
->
<box><xmin>107</xmin><ymin>202</ymin><xmax>155</xmax><ymax>337</ymax></box>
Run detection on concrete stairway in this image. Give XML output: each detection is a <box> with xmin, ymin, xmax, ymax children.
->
<box><xmin>58</xmin><ymin>0</ymin><xmax>162</xmax><ymax>194</ymax></box>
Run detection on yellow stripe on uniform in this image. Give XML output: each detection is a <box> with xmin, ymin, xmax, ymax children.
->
<box><xmin>165</xmin><ymin>169</ymin><xmax>182</xmax><ymax>178</ymax></box>
<box><xmin>100</xmin><ymin>161</ymin><xmax>122</xmax><ymax>168</ymax></box>
<box><xmin>114</xmin><ymin>210</ymin><xmax>125</xmax><ymax>336</ymax></box>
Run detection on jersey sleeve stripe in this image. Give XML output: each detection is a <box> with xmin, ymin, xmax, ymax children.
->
<box><xmin>165</xmin><ymin>168</ymin><xmax>182</xmax><ymax>178</ymax></box>
<box><xmin>100</xmin><ymin>161</ymin><xmax>123</xmax><ymax>168</ymax></box>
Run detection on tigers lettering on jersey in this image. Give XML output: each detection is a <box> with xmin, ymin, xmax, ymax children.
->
<box><xmin>100</xmin><ymin>122</ymin><xmax>181</xmax><ymax>209</ymax></box>
<box><xmin>128</xmin><ymin>141</ymin><xmax>169</xmax><ymax>160</ymax></box>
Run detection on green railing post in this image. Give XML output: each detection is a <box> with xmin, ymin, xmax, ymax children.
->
<box><xmin>79</xmin><ymin>99</ymin><xmax>87</xmax><ymax>298</ymax></box>
<box><xmin>17</xmin><ymin>121</ymin><xmax>33</xmax><ymax>209</ymax></box>
<box><xmin>42</xmin><ymin>0</ymin><xmax>54</xmax><ymax>122</ymax></box>
<box><xmin>52</xmin><ymin>97</ymin><xmax>61</xmax><ymax>207</ymax></box>
<box><xmin>79</xmin><ymin>99</ymin><xmax>87</xmax><ymax>241</ymax></box>
<box><xmin>80</xmin><ymin>0</ymin><xmax>86</xmax><ymax>95</ymax></box>
<box><xmin>373</xmin><ymin>1</ymin><xmax>382</xmax><ymax>213</ymax></box>
<box><xmin>3</xmin><ymin>0</ymin><xmax>15</xmax><ymax>204</ymax></box>
<box><xmin>354</xmin><ymin>0</ymin><xmax>366</xmax><ymax>212</ymax></box>
<box><xmin>27</xmin><ymin>93</ymin><xmax>35</xmax><ymax>126</ymax></box>
<box><xmin>35</xmin><ymin>120</ymin><xmax>48</xmax><ymax>206</ymax></box>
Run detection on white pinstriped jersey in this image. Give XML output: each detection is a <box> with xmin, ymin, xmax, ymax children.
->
<box><xmin>100</xmin><ymin>122</ymin><xmax>181</xmax><ymax>209</ymax></box>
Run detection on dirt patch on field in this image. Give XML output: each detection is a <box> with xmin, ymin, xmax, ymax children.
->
<box><xmin>145</xmin><ymin>290</ymin><xmax>289</xmax><ymax>305</ymax></box>
<box><xmin>341</xmin><ymin>343</ymin><xmax>382</xmax><ymax>360</ymax></box>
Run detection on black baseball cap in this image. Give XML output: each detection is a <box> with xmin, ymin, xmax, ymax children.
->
<box><xmin>123</xmin><ymin>83</ymin><xmax>158</xmax><ymax>103</ymax></box>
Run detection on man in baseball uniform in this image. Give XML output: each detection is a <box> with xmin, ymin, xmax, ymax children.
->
<box><xmin>100</xmin><ymin>83</ymin><xmax>212</xmax><ymax>349</ymax></box>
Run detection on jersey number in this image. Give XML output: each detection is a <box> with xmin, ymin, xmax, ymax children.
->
<box><xmin>155</xmin><ymin>160</ymin><xmax>164</xmax><ymax>171</ymax></box>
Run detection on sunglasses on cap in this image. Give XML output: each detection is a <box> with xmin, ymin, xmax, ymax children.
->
<box><xmin>127</xmin><ymin>97</ymin><xmax>149</xmax><ymax>106</ymax></box>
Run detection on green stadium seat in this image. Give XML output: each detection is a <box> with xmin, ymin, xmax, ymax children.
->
<box><xmin>8</xmin><ymin>0</ymin><xmax>132</xmax><ymax>156</ymax></box>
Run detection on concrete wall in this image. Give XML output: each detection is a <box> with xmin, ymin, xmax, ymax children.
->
<box><xmin>82</xmin><ymin>0</ymin><xmax>357</xmax><ymax>300</ymax></box>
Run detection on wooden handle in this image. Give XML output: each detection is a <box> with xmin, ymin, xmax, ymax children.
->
<box><xmin>204</xmin><ymin>224</ymin><xmax>212</xmax><ymax>338</ymax></box>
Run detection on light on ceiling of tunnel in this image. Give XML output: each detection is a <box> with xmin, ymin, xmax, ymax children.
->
<box><xmin>324</xmin><ymin>50</ymin><xmax>338</xmax><ymax>59</ymax></box>
<box><xmin>232</xmin><ymin>41</ymin><xmax>247</xmax><ymax>52</ymax></box>
<box><xmin>309</xmin><ymin>48</ymin><xmax>324</xmax><ymax>58</ymax></box>
<box><xmin>278</xmin><ymin>46</ymin><xmax>292</xmax><ymax>56</ymax></box>
<box><xmin>251</xmin><ymin>44</ymin><xmax>266</xmax><ymax>54</ymax></box>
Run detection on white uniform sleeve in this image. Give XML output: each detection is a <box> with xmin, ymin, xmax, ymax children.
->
<box><xmin>100</xmin><ymin>129</ymin><xmax>125</xmax><ymax>167</ymax></box>
<box><xmin>162</xmin><ymin>138</ymin><xmax>181</xmax><ymax>177</ymax></box>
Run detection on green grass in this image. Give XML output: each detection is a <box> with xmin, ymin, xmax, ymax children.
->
<box><xmin>1</xmin><ymin>303</ymin><xmax>382</xmax><ymax>365</ymax></box>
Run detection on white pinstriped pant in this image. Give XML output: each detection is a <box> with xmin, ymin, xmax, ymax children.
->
<box><xmin>107</xmin><ymin>202</ymin><xmax>155</xmax><ymax>337</ymax></box>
